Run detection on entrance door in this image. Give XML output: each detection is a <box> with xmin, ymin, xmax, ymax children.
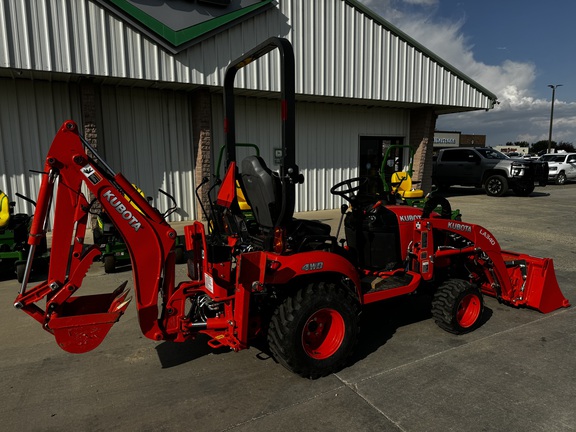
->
<box><xmin>359</xmin><ymin>136</ymin><xmax>404</xmax><ymax>194</ymax></box>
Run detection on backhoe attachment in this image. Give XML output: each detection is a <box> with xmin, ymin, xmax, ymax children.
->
<box><xmin>14</xmin><ymin>120</ymin><xmax>177</xmax><ymax>353</ymax></box>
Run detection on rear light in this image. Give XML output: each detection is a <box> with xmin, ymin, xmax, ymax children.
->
<box><xmin>273</xmin><ymin>227</ymin><xmax>285</xmax><ymax>254</ymax></box>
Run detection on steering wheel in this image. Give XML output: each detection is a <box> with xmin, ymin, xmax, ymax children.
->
<box><xmin>330</xmin><ymin>177</ymin><xmax>368</xmax><ymax>203</ymax></box>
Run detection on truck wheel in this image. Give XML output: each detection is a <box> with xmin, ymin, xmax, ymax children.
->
<box><xmin>512</xmin><ymin>183</ymin><xmax>535</xmax><ymax>196</ymax></box>
<box><xmin>268</xmin><ymin>281</ymin><xmax>360</xmax><ymax>379</ymax></box>
<box><xmin>104</xmin><ymin>255</ymin><xmax>116</xmax><ymax>273</ymax></box>
<box><xmin>555</xmin><ymin>172</ymin><xmax>567</xmax><ymax>185</ymax></box>
<box><xmin>432</xmin><ymin>279</ymin><xmax>483</xmax><ymax>334</ymax></box>
<box><xmin>485</xmin><ymin>175</ymin><xmax>508</xmax><ymax>197</ymax></box>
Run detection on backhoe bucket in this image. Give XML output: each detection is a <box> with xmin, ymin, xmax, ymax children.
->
<box><xmin>49</xmin><ymin>283</ymin><xmax>132</xmax><ymax>354</ymax></box>
<box><xmin>503</xmin><ymin>252</ymin><xmax>570</xmax><ymax>314</ymax></box>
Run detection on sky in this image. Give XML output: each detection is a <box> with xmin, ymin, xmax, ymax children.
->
<box><xmin>357</xmin><ymin>0</ymin><xmax>576</xmax><ymax>147</ymax></box>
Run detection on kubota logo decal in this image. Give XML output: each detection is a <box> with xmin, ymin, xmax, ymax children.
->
<box><xmin>400</xmin><ymin>214</ymin><xmax>421</xmax><ymax>222</ymax></box>
<box><xmin>103</xmin><ymin>190</ymin><xmax>142</xmax><ymax>232</ymax></box>
<box><xmin>447</xmin><ymin>221</ymin><xmax>472</xmax><ymax>233</ymax></box>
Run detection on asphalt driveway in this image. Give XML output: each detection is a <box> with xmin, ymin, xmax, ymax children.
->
<box><xmin>1</xmin><ymin>183</ymin><xmax>575</xmax><ymax>432</ymax></box>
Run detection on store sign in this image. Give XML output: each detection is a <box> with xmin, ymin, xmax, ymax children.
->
<box><xmin>99</xmin><ymin>0</ymin><xmax>273</xmax><ymax>52</ymax></box>
<box><xmin>433</xmin><ymin>138</ymin><xmax>456</xmax><ymax>144</ymax></box>
<box><xmin>433</xmin><ymin>132</ymin><xmax>460</xmax><ymax>148</ymax></box>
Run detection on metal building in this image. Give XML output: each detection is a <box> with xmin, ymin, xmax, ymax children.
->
<box><xmin>0</xmin><ymin>0</ymin><xmax>497</xmax><ymax>224</ymax></box>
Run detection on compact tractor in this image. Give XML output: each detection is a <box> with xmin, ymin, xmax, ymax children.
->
<box><xmin>14</xmin><ymin>38</ymin><xmax>569</xmax><ymax>378</ymax></box>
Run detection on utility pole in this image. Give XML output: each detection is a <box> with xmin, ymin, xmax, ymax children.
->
<box><xmin>547</xmin><ymin>84</ymin><xmax>562</xmax><ymax>153</ymax></box>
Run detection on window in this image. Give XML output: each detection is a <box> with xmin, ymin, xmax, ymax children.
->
<box><xmin>442</xmin><ymin>149</ymin><xmax>480</xmax><ymax>162</ymax></box>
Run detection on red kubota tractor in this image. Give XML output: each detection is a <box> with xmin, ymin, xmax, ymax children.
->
<box><xmin>14</xmin><ymin>38</ymin><xmax>569</xmax><ymax>378</ymax></box>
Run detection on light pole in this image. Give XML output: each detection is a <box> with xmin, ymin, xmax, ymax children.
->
<box><xmin>547</xmin><ymin>84</ymin><xmax>562</xmax><ymax>153</ymax></box>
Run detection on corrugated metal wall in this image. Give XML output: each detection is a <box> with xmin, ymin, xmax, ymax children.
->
<box><xmin>0</xmin><ymin>0</ymin><xmax>495</xmax><ymax>110</ymax></box>
<box><xmin>0</xmin><ymin>77</ymin><xmax>194</xmax><ymax>225</ymax></box>
<box><xmin>0</xmin><ymin>77</ymin><xmax>81</xmax><ymax>221</ymax></box>
<box><xmin>212</xmin><ymin>95</ymin><xmax>408</xmax><ymax>212</ymax></box>
<box><xmin>100</xmin><ymin>86</ymin><xmax>195</xmax><ymax>221</ymax></box>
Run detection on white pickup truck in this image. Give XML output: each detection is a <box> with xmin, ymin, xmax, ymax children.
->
<box><xmin>538</xmin><ymin>152</ymin><xmax>576</xmax><ymax>184</ymax></box>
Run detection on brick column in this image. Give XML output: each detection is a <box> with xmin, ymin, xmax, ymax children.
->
<box><xmin>410</xmin><ymin>108</ymin><xmax>437</xmax><ymax>193</ymax></box>
<box><xmin>191</xmin><ymin>88</ymin><xmax>213</xmax><ymax>220</ymax></box>
<box><xmin>79</xmin><ymin>79</ymin><xmax>101</xmax><ymax>229</ymax></box>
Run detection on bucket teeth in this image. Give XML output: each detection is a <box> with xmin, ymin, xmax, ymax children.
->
<box><xmin>111</xmin><ymin>297</ymin><xmax>132</xmax><ymax>313</ymax></box>
<box><xmin>109</xmin><ymin>282</ymin><xmax>131</xmax><ymax>313</ymax></box>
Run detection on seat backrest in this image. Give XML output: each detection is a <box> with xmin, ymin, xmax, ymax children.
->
<box><xmin>391</xmin><ymin>172</ymin><xmax>424</xmax><ymax>198</ymax></box>
<box><xmin>391</xmin><ymin>172</ymin><xmax>412</xmax><ymax>192</ymax></box>
<box><xmin>241</xmin><ymin>156</ymin><xmax>280</xmax><ymax>228</ymax></box>
<box><xmin>0</xmin><ymin>191</ymin><xmax>10</xmax><ymax>229</ymax></box>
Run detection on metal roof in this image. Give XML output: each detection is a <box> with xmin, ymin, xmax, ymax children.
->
<box><xmin>0</xmin><ymin>0</ymin><xmax>497</xmax><ymax>112</ymax></box>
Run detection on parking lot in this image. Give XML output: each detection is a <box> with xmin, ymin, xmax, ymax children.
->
<box><xmin>1</xmin><ymin>184</ymin><xmax>575</xmax><ymax>432</ymax></box>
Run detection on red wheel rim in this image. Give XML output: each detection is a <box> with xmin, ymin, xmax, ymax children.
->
<box><xmin>301</xmin><ymin>308</ymin><xmax>345</xmax><ymax>360</ymax></box>
<box><xmin>457</xmin><ymin>294</ymin><xmax>481</xmax><ymax>328</ymax></box>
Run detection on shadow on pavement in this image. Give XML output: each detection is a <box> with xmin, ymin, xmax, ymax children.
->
<box><xmin>155</xmin><ymin>334</ymin><xmax>231</xmax><ymax>368</ymax></box>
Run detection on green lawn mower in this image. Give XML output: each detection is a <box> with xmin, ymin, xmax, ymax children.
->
<box><xmin>0</xmin><ymin>190</ymin><xmax>49</xmax><ymax>282</ymax></box>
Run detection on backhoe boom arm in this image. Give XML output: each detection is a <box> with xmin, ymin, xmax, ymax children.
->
<box><xmin>14</xmin><ymin>121</ymin><xmax>178</xmax><ymax>352</ymax></box>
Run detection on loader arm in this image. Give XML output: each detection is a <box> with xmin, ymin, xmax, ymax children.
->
<box><xmin>413</xmin><ymin>218</ymin><xmax>569</xmax><ymax>313</ymax></box>
<box><xmin>14</xmin><ymin>121</ymin><xmax>178</xmax><ymax>352</ymax></box>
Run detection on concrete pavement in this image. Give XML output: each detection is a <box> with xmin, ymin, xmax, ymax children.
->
<box><xmin>1</xmin><ymin>184</ymin><xmax>575</xmax><ymax>431</ymax></box>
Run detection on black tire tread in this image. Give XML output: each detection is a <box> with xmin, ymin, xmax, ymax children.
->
<box><xmin>268</xmin><ymin>281</ymin><xmax>360</xmax><ymax>379</ymax></box>
<box><xmin>431</xmin><ymin>279</ymin><xmax>483</xmax><ymax>335</ymax></box>
<box><xmin>485</xmin><ymin>174</ymin><xmax>508</xmax><ymax>197</ymax></box>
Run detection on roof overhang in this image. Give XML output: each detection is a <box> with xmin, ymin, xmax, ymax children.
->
<box><xmin>95</xmin><ymin>0</ymin><xmax>275</xmax><ymax>54</ymax></box>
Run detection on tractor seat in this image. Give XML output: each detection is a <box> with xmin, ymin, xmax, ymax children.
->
<box><xmin>0</xmin><ymin>191</ymin><xmax>10</xmax><ymax>229</ymax></box>
<box><xmin>241</xmin><ymin>155</ymin><xmax>282</xmax><ymax>228</ymax></box>
<box><xmin>236</xmin><ymin>181</ymin><xmax>251</xmax><ymax>212</ymax></box>
<box><xmin>390</xmin><ymin>172</ymin><xmax>424</xmax><ymax>199</ymax></box>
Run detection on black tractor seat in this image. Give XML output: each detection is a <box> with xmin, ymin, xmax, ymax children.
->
<box><xmin>240</xmin><ymin>155</ymin><xmax>334</xmax><ymax>252</ymax></box>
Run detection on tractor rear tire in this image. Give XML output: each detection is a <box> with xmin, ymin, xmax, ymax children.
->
<box><xmin>268</xmin><ymin>281</ymin><xmax>360</xmax><ymax>379</ymax></box>
<box><xmin>432</xmin><ymin>279</ymin><xmax>483</xmax><ymax>334</ymax></box>
<box><xmin>485</xmin><ymin>175</ymin><xmax>508</xmax><ymax>197</ymax></box>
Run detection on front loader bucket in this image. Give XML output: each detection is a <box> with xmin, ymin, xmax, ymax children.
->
<box><xmin>503</xmin><ymin>252</ymin><xmax>570</xmax><ymax>314</ymax></box>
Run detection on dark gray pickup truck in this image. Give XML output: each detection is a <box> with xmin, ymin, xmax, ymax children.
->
<box><xmin>432</xmin><ymin>147</ymin><xmax>548</xmax><ymax>197</ymax></box>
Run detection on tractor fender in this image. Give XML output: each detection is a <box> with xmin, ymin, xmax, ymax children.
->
<box><xmin>265</xmin><ymin>250</ymin><xmax>362</xmax><ymax>300</ymax></box>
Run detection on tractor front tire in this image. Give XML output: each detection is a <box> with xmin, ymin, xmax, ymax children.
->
<box><xmin>432</xmin><ymin>279</ymin><xmax>483</xmax><ymax>334</ymax></box>
<box><xmin>268</xmin><ymin>281</ymin><xmax>360</xmax><ymax>379</ymax></box>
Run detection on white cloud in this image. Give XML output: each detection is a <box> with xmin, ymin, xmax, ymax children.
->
<box><xmin>356</xmin><ymin>0</ymin><xmax>576</xmax><ymax>146</ymax></box>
